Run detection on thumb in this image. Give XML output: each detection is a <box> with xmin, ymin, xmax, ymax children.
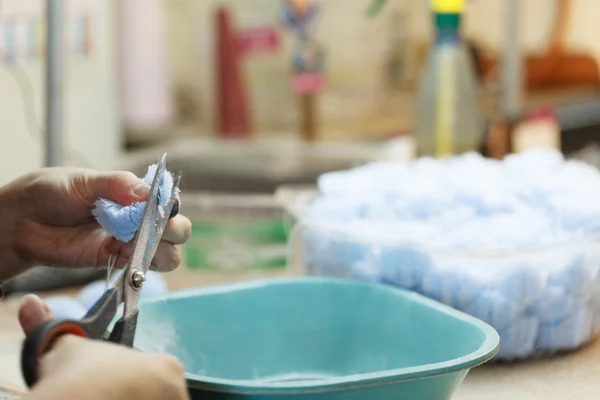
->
<box><xmin>18</xmin><ymin>294</ymin><xmax>55</xmax><ymax>336</ymax></box>
<box><xmin>88</xmin><ymin>171</ymin><xmax>150</xmax><ymax>206</ymax></box>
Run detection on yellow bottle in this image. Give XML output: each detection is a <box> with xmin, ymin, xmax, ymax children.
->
<box><xmin>413</xmin><ymin>0</ymin><xmax>485</xmax><ymax>157</ymax></box>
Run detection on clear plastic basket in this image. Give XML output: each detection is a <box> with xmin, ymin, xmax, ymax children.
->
<box><xmin>277</xmin><ymin>185</ymin><xmax>600</xmax><ymax>361</ymax></box>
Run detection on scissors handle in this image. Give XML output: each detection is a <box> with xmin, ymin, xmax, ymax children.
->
<box><xmin>20</xmin><ymin>287</ymin><xmax>121</xmax><ymax>388</ymax></box>
<box><xmin>21</xmin><ymin>319</ymin><xmax>88</xmax><ymax>388</ymax></box>
<box><xmin>107</xmin><ymin>310</ymin><xmax>139</xmax><ymax>347</ymax></box>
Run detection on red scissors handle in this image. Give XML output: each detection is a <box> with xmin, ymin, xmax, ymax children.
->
<box><xmin>21</xmin><ymin>319</ymin><xmax>88</xmax><ymax>387</ymax></box>
<box><xmin>20</xmin><ymin>287</ymin><xmax>121</xmax><ymax>388</ymax></box>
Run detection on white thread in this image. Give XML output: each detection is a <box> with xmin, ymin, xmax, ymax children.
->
<box><xmin>105</xmin><ymin>253</ymin><xmax>117</xmax><ymax>292</ymax></box>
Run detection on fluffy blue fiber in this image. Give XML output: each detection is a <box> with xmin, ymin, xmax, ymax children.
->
<box><xmin>92</xmin><ymin>163</ymin><xmax>174</xmax><ymax>242</ymax></box>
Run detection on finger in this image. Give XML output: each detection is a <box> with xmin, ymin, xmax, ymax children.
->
<box><xmin>18</xmin><ymin>294</ymin><xmax>55</xmax><ymax>336</ymax></box>
<box><xmin>152</xmin><ymin>354</ymin><xmax>189</xmax><ymax>400</ymax></box>
<box><xmin>112</xmin><ymin>240</ymin><xmax>181</xmax><ymax>271</ymax></box>
<box><xmin>86</xmin><ymin>171</ymin><xmax>150</xmax><ymax>206</ymax></box>
<box><xmin>150</xmin><ymin>242</ymin><xmax>181</xmax><ymax>272</ymax></box>
<box><xmin>162</xmin><ymin>215</ymin><xmax>192</xmax><ymax>245</ymax></box>
<box><xmin>158</xmin><ymin>354</ymin><xmax>186</xmax><ymax>376</ymax></box>
<box><xmin>111</xmin><ymin>248</ymin><xmax>134</xmax><ymax>270</ymax></box>
<box><xmin>97</xmin><ymin>236</ymin><xmax>133</xmax><ymax>269</ymax></box>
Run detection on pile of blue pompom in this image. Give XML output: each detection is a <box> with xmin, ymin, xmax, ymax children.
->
<box><xmin>299</xmin><ymin>148</ymin><xmax>600</xmax><ymax>360</ymax></box>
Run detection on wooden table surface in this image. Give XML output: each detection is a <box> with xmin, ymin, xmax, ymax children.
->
<box><xmin>1</xmin><ymin>266</ymin><xmax>600</xmax><ymax>399</ymax></box>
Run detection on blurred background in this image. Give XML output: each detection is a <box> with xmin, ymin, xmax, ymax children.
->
<box><xmin>4</xmin><ymin>0</ymin><xmax>600</xmax><ymax>186</ymax></box>
<box><xmin>3</xmin><ymin>0</ymin><xmax>600</xmax><ymax>311</ymax></box>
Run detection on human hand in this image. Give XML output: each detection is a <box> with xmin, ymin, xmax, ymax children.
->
<box><xmin>19</xmin><ymin>295</ymin><xmax>190</xmax><ymax>400</ymax></box>
<box><xmin>0</xmin><ymin>167</ymin><xmax>192</xmax><ymax>281</ymax></box>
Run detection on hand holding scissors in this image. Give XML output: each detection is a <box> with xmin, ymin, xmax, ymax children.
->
<box><xmin>20</xmin><ymin>153</ymin><xmax>181</xmax><ymax>388</ymax></box>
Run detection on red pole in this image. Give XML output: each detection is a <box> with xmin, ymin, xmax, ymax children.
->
<box><xmin>215</xmin><ymin>6</ymin><xmax>252</xmax><ymax>138</ymax></box>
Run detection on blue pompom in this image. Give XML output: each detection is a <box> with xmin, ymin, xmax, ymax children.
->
<box><xmin>301</xmin><ymin>228</ymin><xmax>323</xmax><ymax>274</ymax></box>
<box><xmin>547</xmin><ymin>255</ymin><xmax>594</xmax><ymax>302</ymax></box>
<box><xmin>351</xmin><ymin>260</ymin><xmax>380</xmax><ymax>282</ymax></box>
<box><xmin>379</xmin><ymin>246</ymin><xmax>431</xmax><ymax>290</ymax></box>
<box><xmin>302</xmin><ymin>228</ymin><xmax>341</xmax><ymax>277</ymax></box>
<box><xmin>536</xmin><ymin>300</ymin><xmax>594</xmax><ymax>352</ymax></box>
<box><xmin>463</xmin><ymin>290</ymin><xmax>521</xmax><ymax>330</ymax></box>
<box><xmin>496</xmin><ymin>315</ymin><xmax>539</xmax><ymax>360</ymax></box>
<box><xmin>334</xmin><ymin>237</ymin><xmax>378</xmax><ymax>281</ymax></box>
<box><xmin>302</xmin><ymin>226</ymin><xmax>367</xmax><ymax>279</ymax></box>
<box><xmin>533</xmin><ymin>285</ymin><xmax>573</xmax><ymax>324</ymax></box>
<box><xmin>91</xmin><ymin>200</ymin><xmax>145</xmax><ymax>243</ymax></box>
<box><xmin>490</xmin><ymin>266</ymin><xmax>544</xmax><ymax>310</ymax></box>
<box><xmin>91</xmin><ymin>163</ymin><xmax>174</xmax><ymax>243</ymax></box>
<box><xmin>420</xmin><ymin>267</ymin><xmax>480</xmax><ymax>309</ymax></box>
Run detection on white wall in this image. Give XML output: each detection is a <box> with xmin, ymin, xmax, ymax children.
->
<box><xmin>0</xmin><ymin>0</ymin><xmax>120</xmax><ymax>185</ymax></box>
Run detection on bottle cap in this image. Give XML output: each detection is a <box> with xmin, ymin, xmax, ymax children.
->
<box><xmin>432</xmin><ymin>0</ymin><xmax>465</xmax><ymax>13</ymax></box>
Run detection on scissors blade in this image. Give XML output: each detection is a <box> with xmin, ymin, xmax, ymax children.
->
<box><xmin>122</xmin><ymin>153</ymin><xmax>168</xmax><ymax>319</ymax></box>
<box><xmin>80</xmin><ymin>267</ymin><xmax>128</xmax><ymax>338</ymax></box>
<box><xmin>135</xmin><ymin>170</ymin><xmax>180</xmax><ymax>279</ymax></box>
<box><xmin>143</xmin><ymin>172</ymin><xmax>181</xmax><ymax>272</ymax></box>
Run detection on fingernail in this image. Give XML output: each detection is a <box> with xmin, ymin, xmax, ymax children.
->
<box><xmin>132</xmin><ymin>182</ymin><xmax>150</xmax><ymax>199</ymax></box>
<box><xmin>169</xmin><ymin>199</ymin><xmax>180</xmax><ymax>219</ymax></box>
<box><xmin>19</xmin><ymin>294</ymin><xmax>52</xmax><ymax>327</ymax></box>
<box><xmin>19</xmin><ymin>293</ymin><xmax>42</xmax><ymax>308</ymax></box>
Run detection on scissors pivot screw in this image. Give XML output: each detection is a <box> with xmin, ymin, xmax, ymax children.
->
<box><xmin>130</xmin><ymin>270</ymin><xmax>146</xmax><ymax>290</ymax></box>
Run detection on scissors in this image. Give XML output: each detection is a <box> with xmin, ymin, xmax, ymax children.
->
<box><xmin>20</xmin><ymin>153</ymin><xmax>181</xmax><ymax>388</ymax></box>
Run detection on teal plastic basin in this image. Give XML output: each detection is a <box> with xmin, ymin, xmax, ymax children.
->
<box><xmin>131</xmin><ymin>277</ymin><xmax>499</xmax><ymax>399</ymax></box>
